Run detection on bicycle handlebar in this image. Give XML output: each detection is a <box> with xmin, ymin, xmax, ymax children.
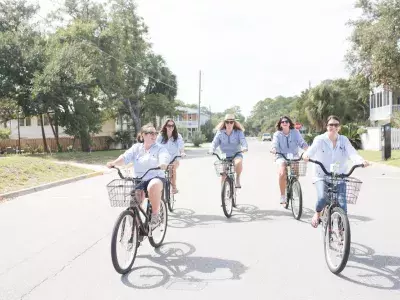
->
<box><xmin>212</xmin><ymin>151</ymin><xmax>243</xmax><ymax>161</ymax></box>
<box><xmin>308</xmin><ymin>159</ymin><xmax>364</xmax><ymax>177</ymax></box>
<box><xmin>274</xmin><ymin>152</ymin><xmax>304</xmax><ymax>162</ymax></box>
<box><xmin>168</xmin><ymin>155</ymin><xmax>181</xmax><ymax>165</ymax></box>
<box><xmin>111</xmin><ymin>166</ymin><xmax>161</xmax><ymax>180</ymax></box>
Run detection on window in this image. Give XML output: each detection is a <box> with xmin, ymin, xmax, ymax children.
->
<box><xmin>25</xmin><ymin>117</ymin><xmax>31</xmax><ymax>126</ymax></box>
<box><xmin>19</xmin><ymin>118</ymin><xmax>25</xmax><ymax>126</ymax></box>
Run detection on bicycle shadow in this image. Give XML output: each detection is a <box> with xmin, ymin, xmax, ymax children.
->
<box><xmin>338</xmin><ymin>242</ymin><xmax>400</xmax><ymax>290</ymax></box>
<box><xmin>168</xmin><ymin>204</ymin><xmax>293</xmax><ymax>229</ymax></box>
<box><xmin>298</xmin><ymin>206</ymin><xmax>374</xmax><ymax>225</ymax></box>
<box><xmin>121</xmin><ymin>241</ymin><xmax>248</xmax><ymax>290</ymax></box>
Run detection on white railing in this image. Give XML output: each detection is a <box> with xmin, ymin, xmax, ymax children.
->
<box><xmin>370</xmin><ymin>105</ymin><xmax>400</xmax><ymax>121</ymax></box>
<box><xmin>392</xmin><ymin>105</ymin><xmax>400</xmax><ymax>114</ymax></box>
<box><xmin>361</xmin><ymin>127</ymin><xmax>400</xmax><ymax>150</ymax></box>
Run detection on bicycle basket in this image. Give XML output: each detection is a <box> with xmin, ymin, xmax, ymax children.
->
<box><xmin>290</xmin><ymin>161</ymin><xmax>308</xmax><ymax>177</ymax></box>
<box><xmin>106</xmin><ymin>179</ymin><xmax>137</xmax><ymax>207</ymax></box>
<box><xmin>213</xmin><ymin>160</ymin><xmax>230</xmax><ymax>176</ymax></box>
<box><xmin>323</xmin><ymin>176</ymin><xmax>363</xmax><ymax>205</ymax></box>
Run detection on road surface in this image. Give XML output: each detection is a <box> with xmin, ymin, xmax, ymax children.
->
<box><xmin>0</xmin><ymin>140</ymin><xmax>399</xmax><ymax>299</ymax></box>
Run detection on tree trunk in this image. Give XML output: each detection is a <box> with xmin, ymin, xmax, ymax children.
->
<box><xmin>123</xmin><ymin>98</ymin><xmax>141</xmax><ymax>135</ymax></box>
<box><xmin>47</xmin><ymin>112</ymin><xmax>62</xmax><ymax>152</ymax></box>
<box><xmin>39</xmin><ymin>114</ymin><xmax>50</xmax><ymax>153</ymax></box>
<box><xmin>79</xmin><ymin>128</ymin><xmax>91</xmax><ymax>152</ymax></box>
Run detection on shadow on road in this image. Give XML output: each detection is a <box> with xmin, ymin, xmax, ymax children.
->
<box><xmin>167</xmin><ymin>204</ymin><xmax>294</xmax><ymax>229</ymax></box>
<box><xmin>121</xmin><ymin>241</ymin><xmax>248</xmax><ymax>290</ymax></box>
<box><xmin>338</xmin><ymin>242</ymin><xmax>400</xmax><ymax>290</ymax></box>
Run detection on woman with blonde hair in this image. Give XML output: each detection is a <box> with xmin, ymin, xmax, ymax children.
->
<box><xmin>107</xmin><ymin>123</ymin><xmax>170</xmax><ymax>230</ymax></box>
<box><xmin>209</xmin><ymin>114</ymin><xmax>248</xmax><ymax>188</ymax></box>
<box><xmin>156</xmin><ymin>118</ymin><xmax>186</xmax><ymax>193</ymax></box>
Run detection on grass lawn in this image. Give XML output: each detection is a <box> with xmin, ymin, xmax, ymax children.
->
<box><xmin>358</xmin><ymin>150</ymin><xmax>400</xmax><ymax>167</ymax></box>
<box><xmin>45</xmin><ymin>149</ymin><xmax>125</xmax><ymax>165</ymax></box>
<box><xmin>0</xmin><ymin>156</ymin><xmax>93</xmax><ymax>194</ymax></box>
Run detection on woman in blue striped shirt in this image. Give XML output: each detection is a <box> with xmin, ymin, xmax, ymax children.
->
<box><xmin>209</xmin><ymin>114</ymin><xmax>248</xmax><ymax>188</ymax></box>
<box><xmin>156</xmin><ymin>119</ymin><xmax>186</xmax><ymax>194</ymax></box>
<box><xmin>271</xmin><ymin>116</ymin><xmax>308</xmax><ymax>206</ymax></box>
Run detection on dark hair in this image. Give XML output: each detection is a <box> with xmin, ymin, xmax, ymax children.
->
<box><xmin>326</xmin><ymin>115</ymin><xmax>340</xmax><ymax>124</ymax></box>
<box><xmin>136</xmin><ymin>123</ymin><xmax>155</xmax><ymax>143</ymax></box>
<box><xmin>275</xmin><ymin>116</ymin><xmax>295</xmax><ymax>131</ymax></box>
<box><xmin>160</xmin><ymin>118</ymin><xmax>178</xmax><ymax>143</ymax></box>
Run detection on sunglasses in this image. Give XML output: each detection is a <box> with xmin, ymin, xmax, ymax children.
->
<box><xmin>225</xmin><ymin>120</ymin><xmax>234</xmax><ymax>124</ymax></box>
<box><xmin>327</xmin><ymin>123</ymin><xmax>340</xmax><ymax>127</ymax></box>
<box><xmin>281</xmin><ymin>120</ymin><xmax>289</xmax><ymax>124</ymax></box>
<box><xmin>144</xmin><ymin>131</ymin><xmax>157</xmax><ymax>136</ymax></box>
<box><xmin>166</xmin><ymin>124</ymin><xmax>175</xmax><ymax>128</ymax></box>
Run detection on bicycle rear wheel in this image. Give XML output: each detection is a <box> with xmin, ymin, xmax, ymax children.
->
<box><xmin>111</xmin><ymin>209</ymin><xmax>138</xmax><ymax>274</ymax></box>
<box><xmin>221</xmin><ymin>177</ymin><xmax>233</xmax><ymax>218</ymax></box>
<box><xmin>290</xmin><ymin>179</ymin><xmax>303</xmax><ymax>220</ymax></box>
<box><xmin>324</xmin><ymin>207</ymin><xmax>351</xmax><ymax>274</ymax></box>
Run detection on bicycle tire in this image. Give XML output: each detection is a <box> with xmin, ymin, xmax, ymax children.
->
<box><xmin>285</xmin><ymin>179</ymin><xmax>290</xmax><ymax>209</ymax></box>
<box><xmin>232</xmin><ymin>175</ymin><xmax>237</xmax><ymax>208</ymax></box>
<box><xmin>149</xmin><ymin>199</ymin><xmax>168</xmax><ymax>248</ymax></box>
<box><xmin>221</xmin><ymin>177</ymin><xmax>233</xmax><ymax>218</ymax></box>
<box><xmin>165</xmin><ymin>180</ymin><xmax>175</xmax><ymax>213</ymax></box>
<box><xmin>111</xmin><ymin>209</ymin><xmax>138</xmax><ymax>274</ymax></box>
<box><xmin>290</xmin><ymin>179</ymin><xmax>303</xmax><ymax>220</ymax></box>
<box><xmin>324</xmin><ymin>206</ymin><xmax>351</xmax><ymax>274</ymax></box>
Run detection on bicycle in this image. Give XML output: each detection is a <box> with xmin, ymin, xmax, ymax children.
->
<box><xmin>163</xmin><ymin>155</ymin><xmax>181</xmax><ymax>213</ymax></box>
<box><xmin>308</xmin><ymin>159</ymin><xmax>364</xmax><ymax>274</ymax></box>
<box><xmin>212</xmin><ymin>151</ymin><xmax>243</xmax><ymax>218</ymax></box>
<box><xmin>274</xmin><ymin>152</ymin><xmax>307</xmax><ymax>220</ymax></box>
<box><xmin>106</xmin><ymin>166</ymin><xmax>168</xmax><ymax>274</ymax></box>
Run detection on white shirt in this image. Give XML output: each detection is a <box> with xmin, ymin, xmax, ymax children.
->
<box><xmin>123</xmin><ymin>143</ymin><xmax>170</xmax><ymax>181</ymax></box>
<box><xmin>304</xmin><ymin>133</ymin><xmax>364</xmax><ymax>182</ymax></box>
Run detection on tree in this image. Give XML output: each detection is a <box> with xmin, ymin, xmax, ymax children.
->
<box><xmin>346</xmin><ymin>0</ymin><xmax>400</xmax><ymax>87</ymax></box>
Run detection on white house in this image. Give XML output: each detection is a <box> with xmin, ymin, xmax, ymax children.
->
<box><xmin>4</xmin><ymin>115</ymin><xmax>120</xmax><ymax>140</ymax></box>
<box><xmin>161</xmin><ymin>107</ymin><xmax>210</xmax><ymax>140</ymax></box>
<box><xmin>369</xmin><ymin>85</ymin><xmax>400</xmax><ymax>125</ymax></box>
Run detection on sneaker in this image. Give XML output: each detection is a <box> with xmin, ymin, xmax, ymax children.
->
<box><xmin>280</xmin><ymin>195</ymin><xmax>287</xmax><ymax>205</ymax></box>
<box><xmin>150</xmin><ymin>213</ymin><xmax>160</xmax><ymax>231</ymax></box>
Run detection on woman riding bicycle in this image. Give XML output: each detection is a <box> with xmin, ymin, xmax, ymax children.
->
<box><xmin>209</xmin><ymin>114</ymin><xmax>248</xmax><ymax>188</ymax></box>
<box><xmin>106</xmin><ymin>123</ymin><xmax>170</xmax><ymax>229</ymax></box>
<box><xmin>156</xmin><ymin>118</ymin><xmax>186</xmax><ymax>194</ymax></box>
<box><xmin>271</xmin><ymin>116</ymin><xmax>308</xmax><ymax>206</ymax></box>
<box><xmin>302</xmin><ymin>115</ymin><xmax>369</xmax><ymax>228</ymax></box>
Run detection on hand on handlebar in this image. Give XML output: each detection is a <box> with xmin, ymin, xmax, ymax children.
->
<box><xmin>270</xmin><ymin>148</ymin><xmax>276</xmax><ymax>154</ymax></box>
<box><xmin>106</xmin><ymin>161</ymin><xmax>115</xmax><ymax>168</ymax></box>
<box><xmin>180</xmin><ymin>152</ymin><xmax>187</xmax><ymax>158</ymax></box>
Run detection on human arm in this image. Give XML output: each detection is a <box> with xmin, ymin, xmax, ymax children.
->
<box><xmin>296</xmin><ymin>130</ymin><xmax>308</xmax><ymax>150</ymax></box>
<box><xmin>238</xmin><ymin>130</ymin><xmax>248</xmax><ymax>152</ymax></box>
<box><xmin>158</xmin><ymin>146</ymin><xmax>171</xmax><ymax>170</ymax></box>
<box><xmin>177</xmin><ymin>133</ymin><xmax>186</xmax><ymax>157</ymax></box>
<box><xmin>343</xmin><ymin>136</ymin><xmax>369</xmax><ymax>166</ymax></box>
<box><xmin>302</xmin><ymin>136</ymin><xmax>321</xmax><ymax>161</ymax></box>
<box><xmin>209</xmin><ymin>131</ymin><xmax>221</xmax><ymax>154</ymax></box>
<box><xmin>270</xmin><ymin>132</ymin><xmax>279</xmax><ymax>154</ymax></box>
<box><xmin>106</xmin><ymin>144</ymin><xmax>137</xmax><ymax>167</ymax></box>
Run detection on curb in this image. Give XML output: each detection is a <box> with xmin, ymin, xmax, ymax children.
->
<box><xmin>0</xmin><ymin>171</ymin><xmax>104</xmax><ymax>201</ymax></box>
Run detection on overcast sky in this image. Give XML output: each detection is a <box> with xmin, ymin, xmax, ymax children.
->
<box><xmin>33</xmin><ymin>0</ymin><xmax>360</xmax><ymax>117</ymax></box>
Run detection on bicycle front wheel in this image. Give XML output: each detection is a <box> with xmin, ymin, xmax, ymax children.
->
<box><xmin>324</xmin><ymin>207</ymin><xmax>351</xmax><ymax>274</ymax></box>
<box><xmin>149</xmin><ymin>198</ymin><xmax>168</xmax><ymax>248</ymax></box>
<box><xmin>165</xmin><ymin>180</ymin><xmax>175</xmax><ymax>213</ymax></box>
<box><xmin>111</xmin><ymin>209</ymin><xmax>138</xmax><ymax>274</ymax></box>
<box><xmin>221</xmin><ymin>177</ymin><xmax>233</xmax><ymax>218</ymax></box>
<box><xmin>290</xmin><ymin>179</ymin><xmax>303</xmax><ymax>220</ymax></box>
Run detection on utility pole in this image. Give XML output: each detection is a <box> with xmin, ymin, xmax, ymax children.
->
<box><xmin>198</xmin><ymin>70</ymin><xmax>202</xmax><ymax>131</ymax></box>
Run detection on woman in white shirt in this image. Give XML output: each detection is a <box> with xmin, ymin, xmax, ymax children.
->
<box><xmin>156</xmin><ymin>119</ymin><xmax>186</xmax><ymax>194</ymax></box>
<box><xmin>107</xmin><ymin>123</ymin><xmax>170</xmax><ymax>229</ymax></box>
<box><xmin>303</xmin><ymin>115</ymin><xmax>369</xmax><ymax>228</ymax></box>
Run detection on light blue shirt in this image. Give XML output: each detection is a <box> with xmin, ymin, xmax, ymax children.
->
<box><xmin>304</xmin><ymin>133</ymin><xmax>364</xmax><ymax>182</ymax></box>
<box><xmin>210</xmin><ymin>129</ymin><xmax>248</xmax><ymax>157</ymax></box>
<box><xmin>122</xmin><ymin>142</ymin><xmax>170</xmax><ymax>181</ymax></box>
<box><xmin>271</xmin><ymin>129</ymin><xmax>308</xmax><ymax>159</ymax></box>
<box><xmin>156</xmin><ymin>133</ymin><xmax>184</xmax><ymax>159</ymax></box>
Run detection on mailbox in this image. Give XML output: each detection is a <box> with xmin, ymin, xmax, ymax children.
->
<box><xmin>381</xmin><ymin>123</ymin><xmax>391</xmax><ymax>160</ymax></box>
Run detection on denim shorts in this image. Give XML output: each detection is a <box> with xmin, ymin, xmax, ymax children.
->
<box><xmin>135</xmin><ymin>176</ymin><xmax>166</xmax><ymax>191</ymax></box>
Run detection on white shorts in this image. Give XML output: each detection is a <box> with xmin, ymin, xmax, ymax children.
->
<box><xmin>275</xmin><ymin>158</ymin><xmax>286</xmax><ymax>167</ymax></box>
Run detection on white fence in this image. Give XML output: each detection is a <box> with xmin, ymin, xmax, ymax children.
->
<box><xmin>361</xmin><ymin>127</ymin><xmax>400</xmax><ymax>150</ymax></box>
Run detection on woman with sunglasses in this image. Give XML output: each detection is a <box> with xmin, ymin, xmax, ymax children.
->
<box><xmin>271</xmin><ymin>116</ymin><xmax>308</xmax><ymax>206</ymax></box>
<box><xmin>303</xmin><ymin>115</ymin><xmax>369</xmax><ymax>228</ymax></box>
<box><xmin>106</xmin><ymin>123</ymin><xmax>170</xmax><ymax>230</ymax></box>
<box><xmin>156</xmin><ymin>119</ymin><xmax>186</xmax><ymax>194</ymax></box>
<box><xmin>209</xmin><ymin>114</ymin><xmax>248</xmax><ymax>188</ymax></box>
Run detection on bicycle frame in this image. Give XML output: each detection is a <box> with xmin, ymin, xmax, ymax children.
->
<box><xmin>275</xmin><ymin>152</ymin><xmax>304</xmax><ymax>185</ymax></box>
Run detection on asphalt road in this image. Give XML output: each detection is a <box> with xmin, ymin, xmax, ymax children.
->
<box><xmin>0</xmin><ymin>139</ymin><xmax>399</xmax><ymax>300</ymax></box>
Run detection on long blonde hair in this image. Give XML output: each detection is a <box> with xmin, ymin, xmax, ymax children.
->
<box><xmin>215</xmin><ymin>120</ymin><xmax>245</xmax><ymax>132</ymax></box>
